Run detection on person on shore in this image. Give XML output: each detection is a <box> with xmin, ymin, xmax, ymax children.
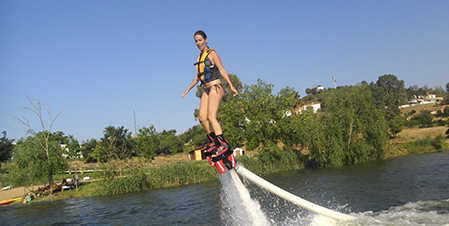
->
<box><xmin>181</xmin><ymin>30</ymin><xmax>238</xmax><ymax>173</ymax></box>
<box><xmin>23</xmin><ymin>192</ymin><xmax>34</xmax><ymax>204</ymax></box>
<box><xmin>74</xmin><ymin>174</ymin><xmax>79</xmax><ymax>189</ymax></box>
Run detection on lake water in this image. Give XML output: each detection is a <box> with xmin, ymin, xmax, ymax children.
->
<box><xmin>2</xmin><ymin>152</ymin><xmax>449</xmax><ymax>225</ymax></box>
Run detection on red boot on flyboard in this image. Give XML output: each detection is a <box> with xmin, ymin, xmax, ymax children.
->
<box><xmin>202</xmin><ymin>133</ymin><xmax>237</xmax><ymax>174</ymax></box>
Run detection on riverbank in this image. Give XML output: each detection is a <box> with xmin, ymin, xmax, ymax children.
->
<box><xmin>1</xmin><ymin>126</ymin><xmax>448</xmax><ymax>205</ymax></box>
<box><xmin>386</xmin><ymin>126</ymin><xmax>449</xmax><ymax>158</ymax></box>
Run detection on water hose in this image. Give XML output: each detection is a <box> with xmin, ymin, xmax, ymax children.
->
<box><xmin>234</xmin><ymin>165</ymin><xmax>357</xmax><ymax>221</ymax></box>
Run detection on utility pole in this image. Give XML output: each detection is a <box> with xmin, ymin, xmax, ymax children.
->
<box><xmin>133</xmin><ymin>109</ymin><xmax>137</xmax><ymax>135</ymax></box>
<box><xmin>332</xmin><ymin>74</ymin><xmax>337</xmax><ymax>88</ymax></box>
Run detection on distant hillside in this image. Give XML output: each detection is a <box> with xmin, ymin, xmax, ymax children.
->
<box><xmin>400</xmin><ymin>104</ymin><xmax>448</xmax><ymax>115</ymax></box>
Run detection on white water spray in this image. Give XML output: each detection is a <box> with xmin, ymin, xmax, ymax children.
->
<box><xmin>218</xmin><ymin>166</ymin><xmax>340</xmax><ymax>226</ymax></box>
<box><xmin>346</xmin><ymin>199</ymin><xmax>449</xmax><ymax>226</ymax></box>
<box><xmin>219</xmin><ymin>169</ymin><xmax>271</xmax><ymax>226</ymax></box>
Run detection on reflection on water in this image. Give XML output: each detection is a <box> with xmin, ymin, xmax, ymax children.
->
<box><xmin>2</xmin><ymin>152</ymin><xmax>449</xmax><ymax>225</ymax></box>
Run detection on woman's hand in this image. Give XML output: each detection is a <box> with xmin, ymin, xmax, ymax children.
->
<box><xmin>230</xmin><ymin>86</ymin><xmax>238</xmax><ymax>96</ymax></box>
<box><xmin>182</xmin><ymin>77</ymin><xmax>199</xmax><ymax>99</ymax></box>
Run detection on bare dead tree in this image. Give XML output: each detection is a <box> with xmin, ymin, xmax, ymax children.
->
<box><xmin>17</xmin><ymin>97</ymin><xmax>62</xmax><ymax>195</ymax></box>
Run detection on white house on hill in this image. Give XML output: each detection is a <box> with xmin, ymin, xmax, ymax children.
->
<box><xmin>298</xmin><ymin>102</ymin><xmax>321</xmax><ymax>113</ymax></box>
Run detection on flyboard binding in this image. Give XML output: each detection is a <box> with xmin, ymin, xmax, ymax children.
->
<box><xmin>201</xmin><ymin>141</ymin><xmax>237</xmax><ymax>174</ymax></box>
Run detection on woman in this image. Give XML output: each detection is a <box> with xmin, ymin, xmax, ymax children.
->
<box><xmin>181</xmin><ymin>30</ymin><xmax>238</xmax><ymax>174</ymax></box>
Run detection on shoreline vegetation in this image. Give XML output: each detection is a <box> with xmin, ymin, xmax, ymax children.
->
<box><xmin>2</xmin><ymin>75</ymin><xmax>449</xmax><ymax>204</ymax></box>
<box><xmin>3</xmin><ymin>126</ymin><xmax>448</xmax><ymax>204</ymax></box>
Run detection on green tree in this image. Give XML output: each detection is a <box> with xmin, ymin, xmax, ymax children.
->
<box><xmin>12</xmin><ymin>132</ymin><xmax>68</xmax><ymax>191</ymax></box>
<box><xmin>411</xmin><ymin>111</ymin><xmax>434</xmax><ymax>128</ymax></box>
<box><xmin>136</xmin><ymin>125</ymin><xmax>159</xmax><ymax>159</ymax></box>
<box><xmin>91</xmin><ymin>126</ymin><xmax>135</xmax><ymax>161</ymax></box>
<box><xmin>275</xmin><ymin>87</ymin><xmax>302</xmax><ymax>146</ymax></box>
<box><xmin>277</xmin><ymin>87</ymin><xmax>301</xmax><ymax>111</ymax></box>
<box><xmin>406</xmin><ymin>85</ymin><xmax>431</xmax><ymax>100</ymax></box>
<box><xmin>308</xmin><ymin>85</ymin><xmax>389</xmax><ymax>167</ymax></box>
<box><xmin>65</xmin><ymin>135</ymin><xmax>80</xmax><ymax>159</ymax></box>
<box><xmin>135</xmin><ymin>126</ymin><xmax>183</xmax><ymax>156</ymax></box>
<box><xmin>238</xmin><ymin>79</ymin><xmax>280</xmax><ymax>150</ymax></box>
<box><xmin>51</xmin><ymin>132</ymin><xmax>81</xmax><ymax>159</ymax></box>
<box><xmin>219</xmin><ymin>80</ymin><xmax>301</xmax><ymax>150</ymax></box>
<box><xmin>217</xmin><ymin>79</ymin><xmax>302</xmax><ymax>150</ymax></box>
<box><xmin>389</xmin><ymin>114</ymin><xmax>405</xmax><ymax>137</ymax></box>
<box><xmin>89</xmin><ymin>144</ymin><xmax>108</xmax><ymax>162</ymax></box>
<box><xmin>158</xmin><ymin>130</ymin><xmax>183</xmax><ymax>154</ymax></box>
<box><xmin>13</xmin><ymin>97</ymin><xmax>67</xmax><ymax>194</ymax></box>
<box><xmin>370</xmin><ymin>75</ymin><xmax>407</xmax><ymax>136</ymax></box>
<box><xmin>81</xmin><ymin>139</ymin><xmax>97</xmax><ymax>162</ymax></box>
<box><xmin>0</xmin><ymin>131</ymin><xmax>14</xmax><ymax>164</ymax></box>
<box><xmin>220</xmin><ymin>74</ymin><xmax>243</xmax><ymax>102</ymax></box>
<box><xmin>305</xmin><ymin>88</ymin><xmax>312</xmax><ymax>95</ymax></box>
<box><xmin>374</xmin><ymin>74</ymin><xmax>408</xmax><ymax>112</ymax></box>
<box><xmin>431</xmin><ymin>86</ymin><xmax>446</xmax><ymax>97</ymax></box>
<box><xmin>178</xmin><ymin>124</ymin><xmax>210</xmax><ymax>150</ymax></box>
<box><xmin>218</xmin><ymin>93</ymin><xmax>246</xmax><ymax>147</ymax></box>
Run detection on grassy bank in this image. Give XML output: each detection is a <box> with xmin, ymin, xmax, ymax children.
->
<box><xmin>37</xmin><ymin>182</ymin><xmax>101</xmax><ymax>202</ymax></box>
<box><xmin>29</xmin><ymin>146</ymin><xmax>304</xmax><ymax>201</ymax></box>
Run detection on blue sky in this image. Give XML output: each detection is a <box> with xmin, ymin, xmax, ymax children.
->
<box><xmin>1</xmin><ymin>0</ymin><xmax>448</xmax><ymax>142</ymax></box>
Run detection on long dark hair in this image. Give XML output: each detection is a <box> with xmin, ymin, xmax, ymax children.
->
<box><xmin>194</xmin><ymin>30</ymin><xmax>207</xmax><ymax>39</ymax></box>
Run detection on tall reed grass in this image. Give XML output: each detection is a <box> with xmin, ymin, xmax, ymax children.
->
<box><xmin>99</xmin><ymin>168</ymin><xmax>149</xmax><ymax>196</ymax></box>
<box><xmin>391</xmin><ymin>135</ymin><xmax>448</xmax><ymax>156</ymax></box>
<box><xmin>98</xmin><ymin>160</ymin><xmax>217</xmax><ymax>195</ymax></box>
<box><xmin>238</xmin><ymin>145</ymin><xmax>304</xmax><ymax>175</ymax></box>
<box><xmin>146</xmin><ymin>161</ymin><xmax>216</xmax><ymax>189</ymax></box>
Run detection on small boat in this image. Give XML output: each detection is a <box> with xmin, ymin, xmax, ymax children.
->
<box><xmin>0</xmin><ymin>197</ymin><xmax>22</xmax><ymax>206</ymax></box>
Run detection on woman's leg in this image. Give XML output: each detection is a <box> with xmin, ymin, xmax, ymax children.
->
<box><xmin>199</xmin><ymin>91</ymin><xmax>212</xmax><ymax>134</ymax></box>
<box><xmin>207</xmin><ymin>85</ymin><xmax>236</xmax><ymax>172</ymax></box>
<box><xmin>207</xmin><ymin>85</ymin><xmax>224</xmax><ymax>135</ymax></box>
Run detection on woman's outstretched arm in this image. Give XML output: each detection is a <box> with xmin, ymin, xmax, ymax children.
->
<box><xmin>182</xmin><ymin>76</ymin><xmax>199</xmax><ymax>98</ymax></box>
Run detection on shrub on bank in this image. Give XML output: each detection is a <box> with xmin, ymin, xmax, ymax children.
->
<box><xmin>99</xmin><ymin>168</ymin><xmax>149</xmax><ymax>196</ymax></box>
<box><xmin>147</xmin><ymin>161</ymin><xmax>216</xmax><ymax>188</ymax></box>
<box><xmin>432</xmin><ymin>135</ymin><xmax>447</xmax><ymax>151</ymax></box>
<box><xmin>238</xmin><ymin>145</ymin><xmax>303</xmax><ymax>175</ymax></box>
<box><xmin>401</xmin><ymin>136</ymin><xmax>433</xmax><ymax>154</ymax></box>
<box><xmin>395</xmin><ymin>136</ymin><xmax>448</xmax><ymax>154</ymax></box>
<box><xmin>405</xmin><ymin>111</ymin><xmax>434</xmax><ymax>128</ymax></box>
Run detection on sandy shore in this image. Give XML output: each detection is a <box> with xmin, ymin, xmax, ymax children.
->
<box><xmin>0</xmin><ymin>185</ymin><xmax>41</xmax><ymax>202</ymax></box>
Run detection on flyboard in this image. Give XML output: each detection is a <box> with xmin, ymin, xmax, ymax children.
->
<box><xmin>197</xmin><ymin>147</ymin><xmax>356</xmax><ymax>222</ymax></box>
<box><xmin>234</xmin><ymin>165</ymin><xmax>357</xmax><ymax>222</ymax></box>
